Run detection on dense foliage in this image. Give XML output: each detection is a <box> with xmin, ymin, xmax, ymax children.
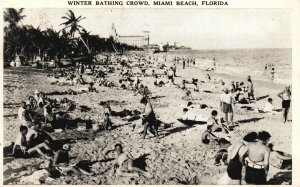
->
<box><xmin>4</xmin><ymin>9</ymin><xmax>140</xmax><ymax>64</ymax></box>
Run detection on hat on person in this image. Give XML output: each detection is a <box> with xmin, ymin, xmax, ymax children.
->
<box><xmin>35</xmin><ymin>90</ymin><xmax>40</xmax><ymax>94</ymax></box>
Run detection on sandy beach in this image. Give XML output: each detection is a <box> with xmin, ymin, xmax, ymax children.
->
<box><xmin>3</xmin><ymin>48</ymin><xmax>292</xmax><ymax>185</ymax></box>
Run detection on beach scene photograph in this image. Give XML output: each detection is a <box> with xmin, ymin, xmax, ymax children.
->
<box><xmin>3</xmin><ymin>8</ymin><xmax>292</xmax><ymax>185</ymax></box>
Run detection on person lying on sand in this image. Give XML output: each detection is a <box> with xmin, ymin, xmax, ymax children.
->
<box><xmin>105</xmin><ymin>144</ymin><xmax>151</xmax><ymax>178</ymax></box>
<box><xmin>51</xmin><ymin>144</ymin><xmax>94</xmax><ymax>176</ymax></box>
<box><xmin>179</xmin><ymin>108</ymin><xmax>207</xmax><ymax>122</ymax></box>
<box><xmin>12</xmin><ymin>126</ymin><xmax>52</xmax><ymax>159</ymax></box>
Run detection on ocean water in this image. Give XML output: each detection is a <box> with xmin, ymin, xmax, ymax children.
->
<box><xmin>165</xmin><ymin>48</ymin><xmax>292</xmax><ymax>84</ymax></box>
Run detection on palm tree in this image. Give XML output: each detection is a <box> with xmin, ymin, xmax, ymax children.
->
<box><xmin>4</xmin><ymin>8</ymin><xmax>26</xmax><ymax>29</ymax></box>
<box><xmin>60</xmin><ymin>10</ymin><xmax>90</xmax><ymax>54</ymax></box>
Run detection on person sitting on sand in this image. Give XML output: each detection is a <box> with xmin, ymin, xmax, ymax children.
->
<box><xmin>181</xmin><ymin>80</ymin><xmax>187</xmax><ymax>90</ymax></box>
<box><xmin>207</xmin><ymin>110</ymin><xmax>229</xmax><ymax>133</ymax></box>
<box><xmin>235</xmin><ymin>82</ymin><xmax>241</xmax><ymax>92</ymax></box>
<box><xmin>52</xmin><ymin>143</ymin><xmax>93</xmax><ymax>176</ymax></box>
<box><xmin>105</xmin><ymin>144</ymin><xmax>151</xmax><ymax>178</ymax></box>
<box><xmin>12</xmin><ymin>126</ymin><xmax>52</xmax><ymax>159</ymax></box>
<box><xmin>268</xmin><ymin>143</ymin><xmax>292</xmax><ymax>170</ymax></box>
<box><xmin>206</xmin><ymin>74</ymin><xmax>211</xmax><ymax>83</ymax></box>
<box><xmin>22</xmin><ymin>104</ymin><xmax>36</xmax><ymax>127</ymax></box>
<box><xmin>18</xmin><ymin>101</ymin><xmax>26</xmax><ymax>122</ymax></box>
<box><xmin>103</xmin><ymin>113</ymin><xmax>113</xmax><ymax>130</ymax></box>
<box><xmin>60</xmin><ymin>98</ymin><xmax>75</xmax><ymax>111</ymax></box>
<box><xmin>140</xmin><ymin>97</ymin><xmax>159</xmax><ymax>139</ymax></box>
<box><xmin>88</xmin><ymin>82</ymin><xmax>97</xmax><ymax>92</ymax></box>
<box><xmin>201</xmin><ymin>125</ymin><xmax>219</xmax><ymax>144</ymax></box>
<box><xmin>244</xmin><ymin>131</ymin><xmax>271</xmax><ymax>185</ymax></box>
<box><xmin>154</xmin><ymin>75</ymin><xmax>165</xmax><ymax>87</ymax></box>
<box><xmin>26</xmin><ymin>96</ymin><xmax>37</xmax><ymax>110</ymax></box>
<box><xmin>263</xmin><ymin>98</ymin><xmax>276</xmax><ymax>113</ymax></box>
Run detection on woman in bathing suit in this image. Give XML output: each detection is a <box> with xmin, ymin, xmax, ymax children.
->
<box><xmin>226</xmin><ymin>132</ymin><xmax>258</xmax><ymax>184</ymax></box>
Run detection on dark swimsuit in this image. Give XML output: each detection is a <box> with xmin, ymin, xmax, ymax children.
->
<box><xmin>227</xmin><ymin>144</ymin><xmax>244</xmax><ymax>180</ymax></box>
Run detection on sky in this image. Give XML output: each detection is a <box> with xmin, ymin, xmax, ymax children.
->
<box><xmin>17</xmin><ymin>8</ymin><xmax>291</xmax><ymax>49</ymax></box>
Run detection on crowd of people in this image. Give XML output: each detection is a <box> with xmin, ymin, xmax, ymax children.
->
<box><xmin>6</xmin><ymin>52</ymin><xmax>292</xmax><ymax>185</ymax></box>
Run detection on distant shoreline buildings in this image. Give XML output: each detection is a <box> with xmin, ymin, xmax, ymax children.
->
<box><xmin>110</xmin><ymin>24</ymin><xmax>150</xmax><ymax>48</ymax></box>
<box><xmin>110</xmin><ymin>23</ymin><xmax>191</xmax><ymax>51</ymax></box>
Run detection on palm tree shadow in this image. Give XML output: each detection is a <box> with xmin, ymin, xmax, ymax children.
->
<box><xmin>267</xmin><ymin>171</ymin><xmax>292</xmax><ymax>184</ymax></box>
<box><xmin>133</xmin><ymin>153</ymin><xmax>150</xmax><ymax>171</ymax></box>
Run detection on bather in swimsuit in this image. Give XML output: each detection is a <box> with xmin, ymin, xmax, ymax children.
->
<box><xmin>226</xmin><ymin>144</ymin><xmax>244</xmax><ymax>180</ymax></box>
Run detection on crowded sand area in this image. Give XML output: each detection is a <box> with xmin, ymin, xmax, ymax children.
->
<box><xmin>3</xmin><ymin>49</ymin><xmax>292</xmax><ymax>185</ymax></box>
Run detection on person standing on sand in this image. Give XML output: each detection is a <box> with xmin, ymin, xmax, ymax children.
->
<box><xmin>172</xmin><ymin>63</ymin><xmax>177</xmax><ymax>77</ymax></box>
<box><xmin>244</xmin><ymin>131</ymin><xmax>271</xmax><ymax>185</ymax></box>
<box><xmin>213</xmin><ymin>57</ymin><xmax>216</xmax><ymax>69</ymax></box>
<box><xmin>224</xmin><ymin>132</ymin><xmax>258</xmax><ymax>184</ymax></box>
<box><xmin>277</xmin><ymin>86</ymin><xmax>291</xmax><ymax>123</ymax></box>
<box><xmin>167</xmin><ymin>67</ymin><xmax>175</xmax><ymax>86</ymax></box>
<box><xmin>141</xmin><ymin>97</ymin><xmax>159</xmax><ymax>139</ymax></box>
<box><xmin>183</xmin><ymin>59</ymin><xmax>186</xmax><ymax>69</ymax></box>
<box><xmin>220</xmin><ymin>88</ymin><xmax>235</xmax><ymax>126</ymax></box>
<box><xmin>247</xmin><ymin>76</ymin><xmax>255</xmax><ymax>102</ymax></box>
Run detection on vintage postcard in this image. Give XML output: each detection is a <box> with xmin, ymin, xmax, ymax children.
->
<box><xmin>1</xmin><ymin>0</ymin><xmax>299</xmax><ymax>185</ymax></box>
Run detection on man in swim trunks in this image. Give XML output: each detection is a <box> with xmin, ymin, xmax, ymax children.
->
<box><xmin>277</xmin><ymin>86</ymin><xmax>291</xmax><ymax>123</ymax></box>
<box><xmin>244</xmin><ymin>131</ymin><xmax>271</xmax><ymax>184</ymax></box>
<box><xmin>220</xmin><ymin>88</ymin><xmax>235</xmax><ymax>126</ymax></box>
<box><xmin>167</xmin><ymin>67</ymin><xmax>175</xmax><ymax>85</ymax></box>
<box><xmin>106</xmin><ymin>144</ymin><xmax>151</xmax><ymax>178</ymax></box>
<box><xmin>141</xmin><ymin>97</ymin><xmax>159</xmax><ymax>139</ymax></box>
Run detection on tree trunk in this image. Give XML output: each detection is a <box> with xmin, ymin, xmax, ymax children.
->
<box><xmin>79</xmin><ymin>35</ymin><xmax>90</xmax><ymax>54</ymax></box>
